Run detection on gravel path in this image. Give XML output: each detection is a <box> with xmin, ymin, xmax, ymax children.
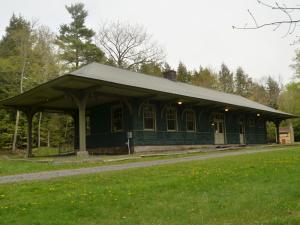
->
<box><xmin>0</xmin><ymin>147</ymin><xmax>287</xmax><ymax>184</ymax></box>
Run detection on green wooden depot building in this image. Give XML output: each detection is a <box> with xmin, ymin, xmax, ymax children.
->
<box><xmin>0</xmin><ymin>63</ymin><xmax>296</xmax><ymax>157</ymax></box>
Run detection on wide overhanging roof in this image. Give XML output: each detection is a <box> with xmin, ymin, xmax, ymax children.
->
<box><xmin>0</xmin><ymin>62</ymin><xmax>296</xmax><ymax>119</ymax></box>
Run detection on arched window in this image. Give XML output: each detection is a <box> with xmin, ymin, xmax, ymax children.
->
<box><xmin>143</xmin><ymin>105</ymin><xmax>156</xmax><ymax>130</ymax></box>
<box><xmin>186</xmin><ymin>110</ymin><xmax>196</xmax><ymax>132</ymax></box>
<box><xmin>166</xmin><ymin>107</ymin><xmax>177</xmax><ymax>131</ymax></box>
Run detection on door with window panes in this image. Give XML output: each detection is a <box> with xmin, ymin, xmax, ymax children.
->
<box><xmin>213</xmin><ymin>113</ymin><xmax>225</xmax><ymax>144</ymax></box>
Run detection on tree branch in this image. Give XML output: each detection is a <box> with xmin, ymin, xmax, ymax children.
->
<box><xmin>233</xmin><ymin>20</ymin><xmax>300</xmax><ymax>30</ymax></box>
<box><xmin>96</xmin><ymin>21</ymin><xmax>164</xmax><ymax>69</ymax></box>
<box><xmin>233</xmin><ymin>0</ymin><xmax>300</xmax><ymax>37</ymax></box>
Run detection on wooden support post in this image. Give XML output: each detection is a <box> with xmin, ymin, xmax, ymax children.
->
<box><xmin>289</xmin><ymin>121</ymin><xmax>295</xmax><ymax>144</ymax></box>
<box><xmin>78</xmin><ymin>99</ymin><xmax>87</xmax><ymax>155</ymax></box>
<box><xmin>274</xmin><ymin>120</ymin><xmax>281</xmax><ymax>144</ymax></box>
<box><xmin>67</xmin><ymin>91</ymin><xmax>89</xmax><ymax>156</ymax></box>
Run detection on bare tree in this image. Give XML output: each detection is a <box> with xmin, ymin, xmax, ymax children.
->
<box><xmin>233</xmin><ymin>0</ymin><xmax>300</xmax><ymax>37</ymax></box>
<box><xmin>96</xmin><ymin>21</ymin><xmax>164</xmax><ymax>69</ymax></box>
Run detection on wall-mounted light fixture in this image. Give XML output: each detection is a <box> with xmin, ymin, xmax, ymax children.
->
<box><xmin>177</xmin><ymin>101</ymin><xmax>182</xmax><ymax>105</ymax></box>
<box><xmin>225</xmin><ymin>108</ymin><xmax>229</xmax><ymax>112</ymax></box>
<box><xmin>257</xmin><ymin>113</ymin><xmax>261</xmax><ymax>117</ymax></box>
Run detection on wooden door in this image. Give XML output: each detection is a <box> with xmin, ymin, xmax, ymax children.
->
<box><xmin>214</xmin><ymin>114</ymin><xmax>225</xmax><ymax>145</ymax></box>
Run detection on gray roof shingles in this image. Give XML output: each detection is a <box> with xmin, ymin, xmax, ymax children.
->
<box><xmin>0</xmin><ymin>62</ymin><xmax>295</xmax><ymax>118</ymax></box>
<box><xmin>70</xmin><ymin>63</ymin><xmax>293</xmax><ymax>117</ymax></box>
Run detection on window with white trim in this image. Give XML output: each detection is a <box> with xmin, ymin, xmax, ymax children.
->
<box><xmin>166</xmin><ymin>108</ymin><xmax>177</xmax><ymax>131</ymax></box>
<box><xmin>111</xmin><ymin>106</ymin><xmax>123</xmax><ymax>132</ymax></box>
<box><xmin>186</xmin><ymin>110</ymin><xmax>196</xmax><ymax>131</ymax></box>
<box><xmin>143</xmin><ymin>105</ymin><xmax>156</xmax><ymax>130</ymax></box>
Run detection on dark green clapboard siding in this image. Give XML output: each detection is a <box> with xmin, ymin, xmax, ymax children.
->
<box><xmin>132</xmin><ymin>131</ymin><xmax>213</xmax><ymax>146</ymax></box>
<box><xmin>86</xmin><ymin>102</ymin><xmax>129</xmax><ymax>149</ymax></box>
<box><xmin>83</xmin><ymin>100</ymin><xmax>268</xmax><ymax>149</ymax></box>
<box><xmin>245</xmin><ymin>115</ymin><xmax>267</xmax><ymax>144</ymax></box>
<box><xmin>87</xmin><ymin>132</ymin><xmax>127</xmax><ymax>148</ymax></box>
<box><xmin>225</xmin><ymin>113</ymin><xmax>240</xmax><ymax>144</ymax></box>
<box><xmin>132</xmin><ymin>102</ymin><xmax>215</xmax><ymax>146</ymax></box>
<box><xmin>255</xmin><ymin>118</ymin><xmax>267</xmax><ymax>144</ymax></box>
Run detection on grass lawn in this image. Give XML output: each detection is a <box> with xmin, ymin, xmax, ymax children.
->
<box><xmin>32</xmin><ymin>146</ymin><xmax>74</xmax><ymax>157</ymax></box>
<box><xmin>0</xmin><ymin>150</ymin><xmax>207</xmax><ymax>176</ymax></box>
<box><xmin>1</xmin><ymin>147</ymin><xmax>300</xmax><ymax>224</ymax></box>
<box><xmin>0</xmin><ymin>146</ymin><xmax>199</xmax><ymax>176</ymax></box>
<box><xmin>0</xmin><ymin>145</ymin><xmax>297</xmax><ymax>176</ymax></box>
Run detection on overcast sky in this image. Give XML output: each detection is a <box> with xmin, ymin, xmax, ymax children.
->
<box><xmin>1</xmin><ymin>0</ymin><xmax>299</xmax><ymax>83</ymax></box>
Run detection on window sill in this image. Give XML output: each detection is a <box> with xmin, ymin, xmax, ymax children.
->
<box><xmin>186</xmin><ymin>130</ymin><xmax>196</xmax><ymax>133</ymax></box>
<box><xmin>144</xmin><ymin>129</ymin><xmax>156</xmax><ymax>131</ymax></box>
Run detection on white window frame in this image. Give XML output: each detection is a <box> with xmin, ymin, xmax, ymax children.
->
<box><xmin>143</xmin><ymin>104</ymin><xmax>156</xmax><ymax>131</ymax></box>
<box><xmin>166</xmin><ymin>107</ymin><xmax>177</xmax><ymax>132</ymax></box>
<box><xmin>186</xmin><ymin>110</ymin><xmax>196</xmax><ymax>132</ymax></box>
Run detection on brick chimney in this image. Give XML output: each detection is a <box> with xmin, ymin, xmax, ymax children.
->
<box><xmin>163</xmin><ymin>70</ymin><xmax>177</xmax><ymax>81</ymax></box>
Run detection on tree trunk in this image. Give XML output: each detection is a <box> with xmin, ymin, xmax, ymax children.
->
<box><xmin>37</xmin><ymin>112</ymin><xmax>42</xmax><ymax>148</ymax></box>
<box><xmin>275</xmin><ymin>120</ymin><xmax>281</xmax><ymax>144</ymax></box>
<box><xmin>75</xmin><ymin>48</ymin><xmax>79</xmax><ymax>69</ymax></box>
<box><xmin>47</xmin><ymin>129</ymin><xmax>50</xmax><ymax>148</ymax></box>
<box><xmin>26</xmin><ymin>111</ymin><xmax>33</xmax><ymax>158</ymax></box>
<box><xmin>12</xmin><ymin>111</ymin><xmax>20</xmax><ymax>153</ymax></box>
<box><xmin>12</xmin><ymin>58</ymin><xmax>27</xmax><ymax>153</ymax></box>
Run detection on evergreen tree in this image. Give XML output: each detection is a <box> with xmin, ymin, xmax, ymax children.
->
<box><xmin>162</xmin><ymin>62</ymin><xmax>171</xmax><ymax>72</ymax></box>
<box><xmin>177</xmin><ymin>62</ymin><xmax>191</xmax><ymax>83</ymax></box>
<box><xmin>0</xmin><ymin>14</ymin><xmax>32</xmax><ymax>58</ymax></box>
<box><xmin>218</xmin><ymin>63</ymin><xmax>234</xmax><ymax>93</ymax></box>
<box><xmin>56</xmin><ymin>3</ymin><xmax>105</xmax><ymax>69</ymax></box>
<box><xmin>0</xmin><ymin>14</ymin><xmax>33</xmax><ymax>95</ymax></box>
<box><xmin>191</xmin><ymin>66</ymin><xmax>218</xmax><ymax>89</ymax></box>
<box><xmin>249</xmin><ymin>82</ymin><xmax>268</xmax><ymax>105</ymax></box>
<box><xmin>234</xmin><ymin>67</ymin><xmax>252</xmax><ymax>97</ymax></box>
<box><xmin>0</xmin><ymin>15</ymin><xmax>34</xmax><ymax>151</ymax></box>
<box><xmin>266</xmin><ymin>76</ymin><xmax>280</xmax><ymax>109</ymax></box>
<box><xmin>139</xmin><ymin>62</ymin><xmax>163</xmax><ymax>77</ymax></box>
<box><xmin>0</xmin><ymin>15</ymin><xmax>62</xmax><ymax>151</ymax></box>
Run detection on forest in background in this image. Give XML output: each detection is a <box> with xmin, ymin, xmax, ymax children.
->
<box><xmin>0</xmin><ymin>2</ymin><xmax>299</xmax><ymax>152</ymax></box>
